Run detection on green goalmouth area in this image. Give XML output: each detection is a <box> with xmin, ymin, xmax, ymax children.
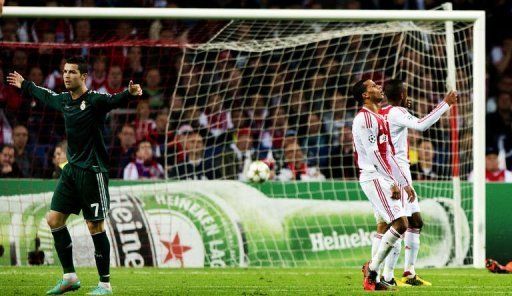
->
<box><xmin>0</xmin><ymin>266</ymin><xmax>507</xmax><ymax>295</ymax></box>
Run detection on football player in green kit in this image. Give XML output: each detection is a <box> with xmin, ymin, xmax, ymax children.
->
<box><xmin>7</xmin><ymin>56</ymin><xmax>143</xmax><ymax>295</ymax></box>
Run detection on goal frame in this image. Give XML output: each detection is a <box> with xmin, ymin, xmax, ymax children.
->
<box><xmin>3</xmin><ymin>5</ymin><xmax>486</xmax><ymax>268</ymax></box>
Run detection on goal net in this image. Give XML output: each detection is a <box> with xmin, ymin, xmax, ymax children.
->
<box><xmin>0</xmin><ymin>8</ymin><xmax>482</xmax><ymax>268</ymax></box>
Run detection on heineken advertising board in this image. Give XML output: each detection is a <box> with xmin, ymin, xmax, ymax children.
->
<box><xmin>0</xmin><ymin>181</ymin><xmax>470</xmax><ymax>268</ymax></box>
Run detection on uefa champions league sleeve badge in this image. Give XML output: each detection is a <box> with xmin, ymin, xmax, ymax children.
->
<box><xmin>80</xmin><ymin>100</ymin><xmax>86</xmax><ymax>110</ymax></box>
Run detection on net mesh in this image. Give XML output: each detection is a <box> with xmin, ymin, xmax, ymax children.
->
<box><xmin>0</xmin><ymin>16</ymin><xmax>475</xmax><ymax>267</ymax></box>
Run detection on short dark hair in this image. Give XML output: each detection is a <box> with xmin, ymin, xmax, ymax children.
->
<box><xmin>65</xmin><ymin>56</ymin><xmax>88</xmax><ymax>75</ymax></box>
<box><xmin>384</xmin><ymin>79</ymin><xmax>404</xmax><ymax>105</ymax></box>
<box><xmin>352</xmin><ymin>79</ymin><xmax>368</xmax><ymax>105</ymax></box>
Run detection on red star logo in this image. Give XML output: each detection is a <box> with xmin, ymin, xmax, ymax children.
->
<box><xmin>160</xmin><ymin>233</ymin><xmax>192</xmax><ymax>267</ymax></box>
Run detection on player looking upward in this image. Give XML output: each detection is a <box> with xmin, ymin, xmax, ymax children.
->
<box><xmin>376</xmin><ymin>79</ymin><xmax>457</xmax><ymax>287</ymax></box>
<box><xmin>7</xmin><ymin>56</ymin><xmax>142</xmax><ymax>295</ymax></box>
<box><xmin>351</xmin><ymin>79</ymin><xmax>416</xmax><ymax>291</ymax></box>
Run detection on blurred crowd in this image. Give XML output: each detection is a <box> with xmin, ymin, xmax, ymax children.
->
<box><xmin>1</xmin><ymin>0</ymin><xmax>512</xmax><ymax>182</ymax></box>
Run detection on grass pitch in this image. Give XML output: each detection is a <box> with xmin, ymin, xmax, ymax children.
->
<box><xmin>0</xmin><ymin>266</ymin><xmax>509</xmax><ymax>295</ymax></box>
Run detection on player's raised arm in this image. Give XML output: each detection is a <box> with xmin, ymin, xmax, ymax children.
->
<box><xmin>92</xmin><ymin>80</ymin><xmax>143</xmax><ymax>112</ymax></box>
<box><xmin>7</xmin><ymin>71</ymin><xmax>64</xmax><ymax>111</ymax></box>
<box><xmin>391</xmin><ymin>90</ymin><xmax>457</xmax><ymax>132</ymax></box>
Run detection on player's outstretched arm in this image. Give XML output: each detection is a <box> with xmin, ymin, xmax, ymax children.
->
<box><xmin>8</xmin><ymin>71</ymin><xmax>63</xmax><ymax>111</ymax></box>
<box><xmin>93</xmin><ymin>80</ymin><xmax>143</xmax><ymax>112</ymax></box>
<box><xmin>391</xmin><ymin>90</ymin><xmax>457</xmax><ymax>132</ymax></box>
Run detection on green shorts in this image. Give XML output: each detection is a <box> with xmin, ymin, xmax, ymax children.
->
<box><xmin>51</xmin><ymin>163</ymin><xmax>110</xmax><ymax>221</ymax></box>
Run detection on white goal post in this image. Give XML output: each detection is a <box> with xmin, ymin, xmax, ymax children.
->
<box><xmin>3</xmin><ymin>5</ymin><xmax>486</xmax><ymax>268</ymax></box>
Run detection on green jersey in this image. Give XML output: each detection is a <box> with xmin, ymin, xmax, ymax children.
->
<box><xmin>21</xmin><ymin>80</ymin><xmax>133</xmax><ymax>173</ymax></box>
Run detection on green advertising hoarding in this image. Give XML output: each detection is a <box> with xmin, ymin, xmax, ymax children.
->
<box><xmin>0</xmin><ymin>180</ymin><xmax>479</xmax><ymax>268</ymax></box>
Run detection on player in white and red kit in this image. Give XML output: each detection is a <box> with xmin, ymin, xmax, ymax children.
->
<box><xmin>376</xmin><ymin>79</ymin><xmax>457</xmax><ymax>287</ymax></box>
<box><xmin>352</xmin><ymin>79</ymin><xmax>416</xmax><ymax>291</ymax></box>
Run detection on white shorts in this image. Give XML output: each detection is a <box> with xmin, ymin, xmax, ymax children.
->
<box><xmin>400</xmin><ymin>164</ymin><xmax>420</xmax><ymax>217</ymax></box>
<box><xmin>360</xmin><ymin>176</ymin><xmax>407</xmax><ymax>224</ymax></box>
<box><xmin>373</xmin><ymin>166</ymin><xmax>421</xmax><ymax>222</ymax></box>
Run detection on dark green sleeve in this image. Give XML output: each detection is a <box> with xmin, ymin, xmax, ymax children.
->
<box><xmin>91</xmin><ymin>90</ymin><xmax>134</xmax><ymax>113</ymax></box>
<box><xmin>21</xmin><ymin>80</ymin><xmax>63</xmax><ymax>112</ymax></box>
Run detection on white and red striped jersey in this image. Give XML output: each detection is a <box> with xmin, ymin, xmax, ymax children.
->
<box><xmin>486</xmin><ymin>170</ymin><xmax>512</xmax><ymax>182</ymax></box>
<box><xmin>468</xmin><ymin>169</ymin><xmax>512</xmax><ymax>182</ymax></box>
<box><xmin>352</xmin><ymin>107</ymin><xmax>410</xmax><ymax>186</ymax></box>
<box><xmin>379</xmin><ymin>101</ymin><xmax>450</xmax><ymax>166</ymax></box>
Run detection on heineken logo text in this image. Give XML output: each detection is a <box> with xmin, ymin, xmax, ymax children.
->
<box><xmin>156</xmin><ymin>194</ymin><xmax>219</xmax><ymax>237</ymax></box>
<box><xmin>109</xmin><ymin>194</ymin><xmax>154</xmax><ymax>267</ymax></box>
<box><xmin>309</xmin><ymin>229</ymin><xmax>375</xmax><ymax>252</ymax></box>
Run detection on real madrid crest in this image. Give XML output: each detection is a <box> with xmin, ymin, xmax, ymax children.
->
<box><xmin>80</xmin><ymin>100</ymin><xmax>86</xmax><ymax>110</ymax></box>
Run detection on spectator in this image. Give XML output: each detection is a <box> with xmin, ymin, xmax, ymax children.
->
<box><xmin>491</xmin><ymin>37</ymin><xmax>512</xmax><ymax>75</ymax></box>
<box><xmin>73</xmin><ymin>19</ymin><xmax>91</xmax><ymax>56</ymax></box>
<box><xmin>169</xmin><ymin>131</ymin><xmax>218</xmax><ymax>180</ymax></box>
<box><xmin>199</xmin><ymin>94</ymin><xmax>233</xmax><ymax>138</ymax></box>
<box><xmin>12</xmin><ymin>50</ymin><xmax>29</xmax><ymax>76</ymax></box>
<box><xmin>323</xmin><ymin>90</ymin><xmax>349</xmax><ymax>145</ymax></box>
<box><xmin>36</xmin><ymin>30</ymin><xmax>57</xmax><ymax>56</ymax></box>
<box><xmin>51</xmin><ymin>140</ymin><xmax>67</xmax><ymax>179</ymax></box>
<box><xmin>150</xmin><ymin>109</ymin><xmax>175</xmax><ymax>165</ymax></box>
<box><xmin>325</xmin><ymin>125</ymin><xmax>356</xmax><ymax>179</ymax></box>
<box><xmin>123</xmin><ymin>46</ymin><xmax>144</xmax><ymax>85</ymax></box>
<box><xmin>28</xmin><ymin>66</ymin><xmax>45</xmax><ymax>86</ymax></box>
<box><xmin>86</xmin><ymin>56</ymin><xmax>107</xmax><ymax>91</ymax></box>
<box><xmin>245</xmin><ymin>94</ymin><xmax>268</xmax><ymax>137</ymax></box>
<box><xmin>30</xmin><ymin>18</ymin><xmax>72</xmax><ymax>43</ymax></box>
<box><xmin>0</xmin><ymin>68</ymin><xmax>22</xmax><ymax>112</ymax></box>
<box><xmin>0</xmin><ymin>109</ymin><xmax>13</xmax><ymax>146</ymax></box>
<box><xmin>113</xmin><ymin>20</ymin><xmax>136</xmax><ymax>41</ymax></box>
<box><xmin>220</xmin><ymin>127</ymin><xmax>256</xmax><ymax>180</ymax></box>
<box><xmin>258</xmin><ymin>106</ymin><xmax>288</xmax><ymax>157</ymax></box>
<box><xmin>277</xmin><ymin>141</ymin><xmax>325</xmax><ymax>181</ymax></box>
<box><xmin>411</xmin><ymin>139</ymin><xmax>441</xmax><ymax>181</ymax></box>
<box><xmin>0</xmin><ymin>144</ymin><xmax>21</xmax><ymax>178</ymax></box>
<box><xmin>487</xmin><ymin>92</ymin><xmax>512</xmax><ymax>168</ymax></box>
<box><xmin>98</xmin><ymin>65</ymin><xmax>126</xmax><ymax>94</ymax></box>
<box><xmin>469</xmin><ymin>146</ymin><xmax>512</xmax><ymax>182</ymax></box>
<box><xmin>44</xmin><ymin>57</ymin><xmax>66</xmax><ymax>92</ymax></box>
<box><xmin>74</xmin><ymin>19</ymin><xmax>91</xmax><ymax>42</ymax></box>
<box><xmin>132</xmin><ymin>100</ymin><xmax>156</xmax><ymax>142</ymax></box>
<box><xmin>12</xmin><ymin>125</ymin><xmax>42</xmax><ymax>178</ymax></box>
<box><xmin>287</xmin><ymin>91</ymin><xmax>310</xmax><ymax>135</ymax></box>
<box><xmin>123</xmin><ymin>140</ymin><xmax>164</xmax><ymax>180</ymax></box>
<box><xmin>0</xmin><ymin>19</ymin><xmax>26</xmax><ymax>42</ymax></box>
<box><xmin>143</xmin><ymin>68</ymin><xmax>164</xmax><ymax>109</ymax></box>
<box><xmin>408</xmin><ymin>129</ymin><xmax>422</xmax><ymax>166</ymax></box>
<box><xmin>300</xmin><ymin>112</ymin><xmax>329</xmax><ymax>169</ymax></box>
<box><xmin>230</xmin><ymin>108</ymin><xmax>250</xmax><ymax>131</ymax></box>
<box><xmin>109</xmin><ymin>124</ymin><xmax>136</xmax><ymax>179</ymax></box>
<box><xmin>168</xmin><ymin>95</ymin><xmax>184</xmax><ymax>132</ymax></box>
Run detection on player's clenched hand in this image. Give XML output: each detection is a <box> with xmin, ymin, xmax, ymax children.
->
<box><xmin>6</xmin><ymin>71</ymin><xmax>24</xmax><ymax>89</ymax></box>
<box><xmin>128</xmin><ymin>80</ymin><xmax>143</xmax><ymax>96</ymax></box>
<box><xmin>391</xmin><ymin>183</ymin><xmax>401</xmax><ymax>200</ymax></box>
<box><xmin>404</xmin><ymin>185</ymin><xmax>416</xmax><ymax>203</ymax></box>
<box><xmin>443</xmin><ymin>90</ymin><xmax>458</xmax><ymax>106</ymax></box>
<box><xmin>405</xmin><ymin>98</ymin><xmax>412</xmax><ymax>109</ymax></box>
